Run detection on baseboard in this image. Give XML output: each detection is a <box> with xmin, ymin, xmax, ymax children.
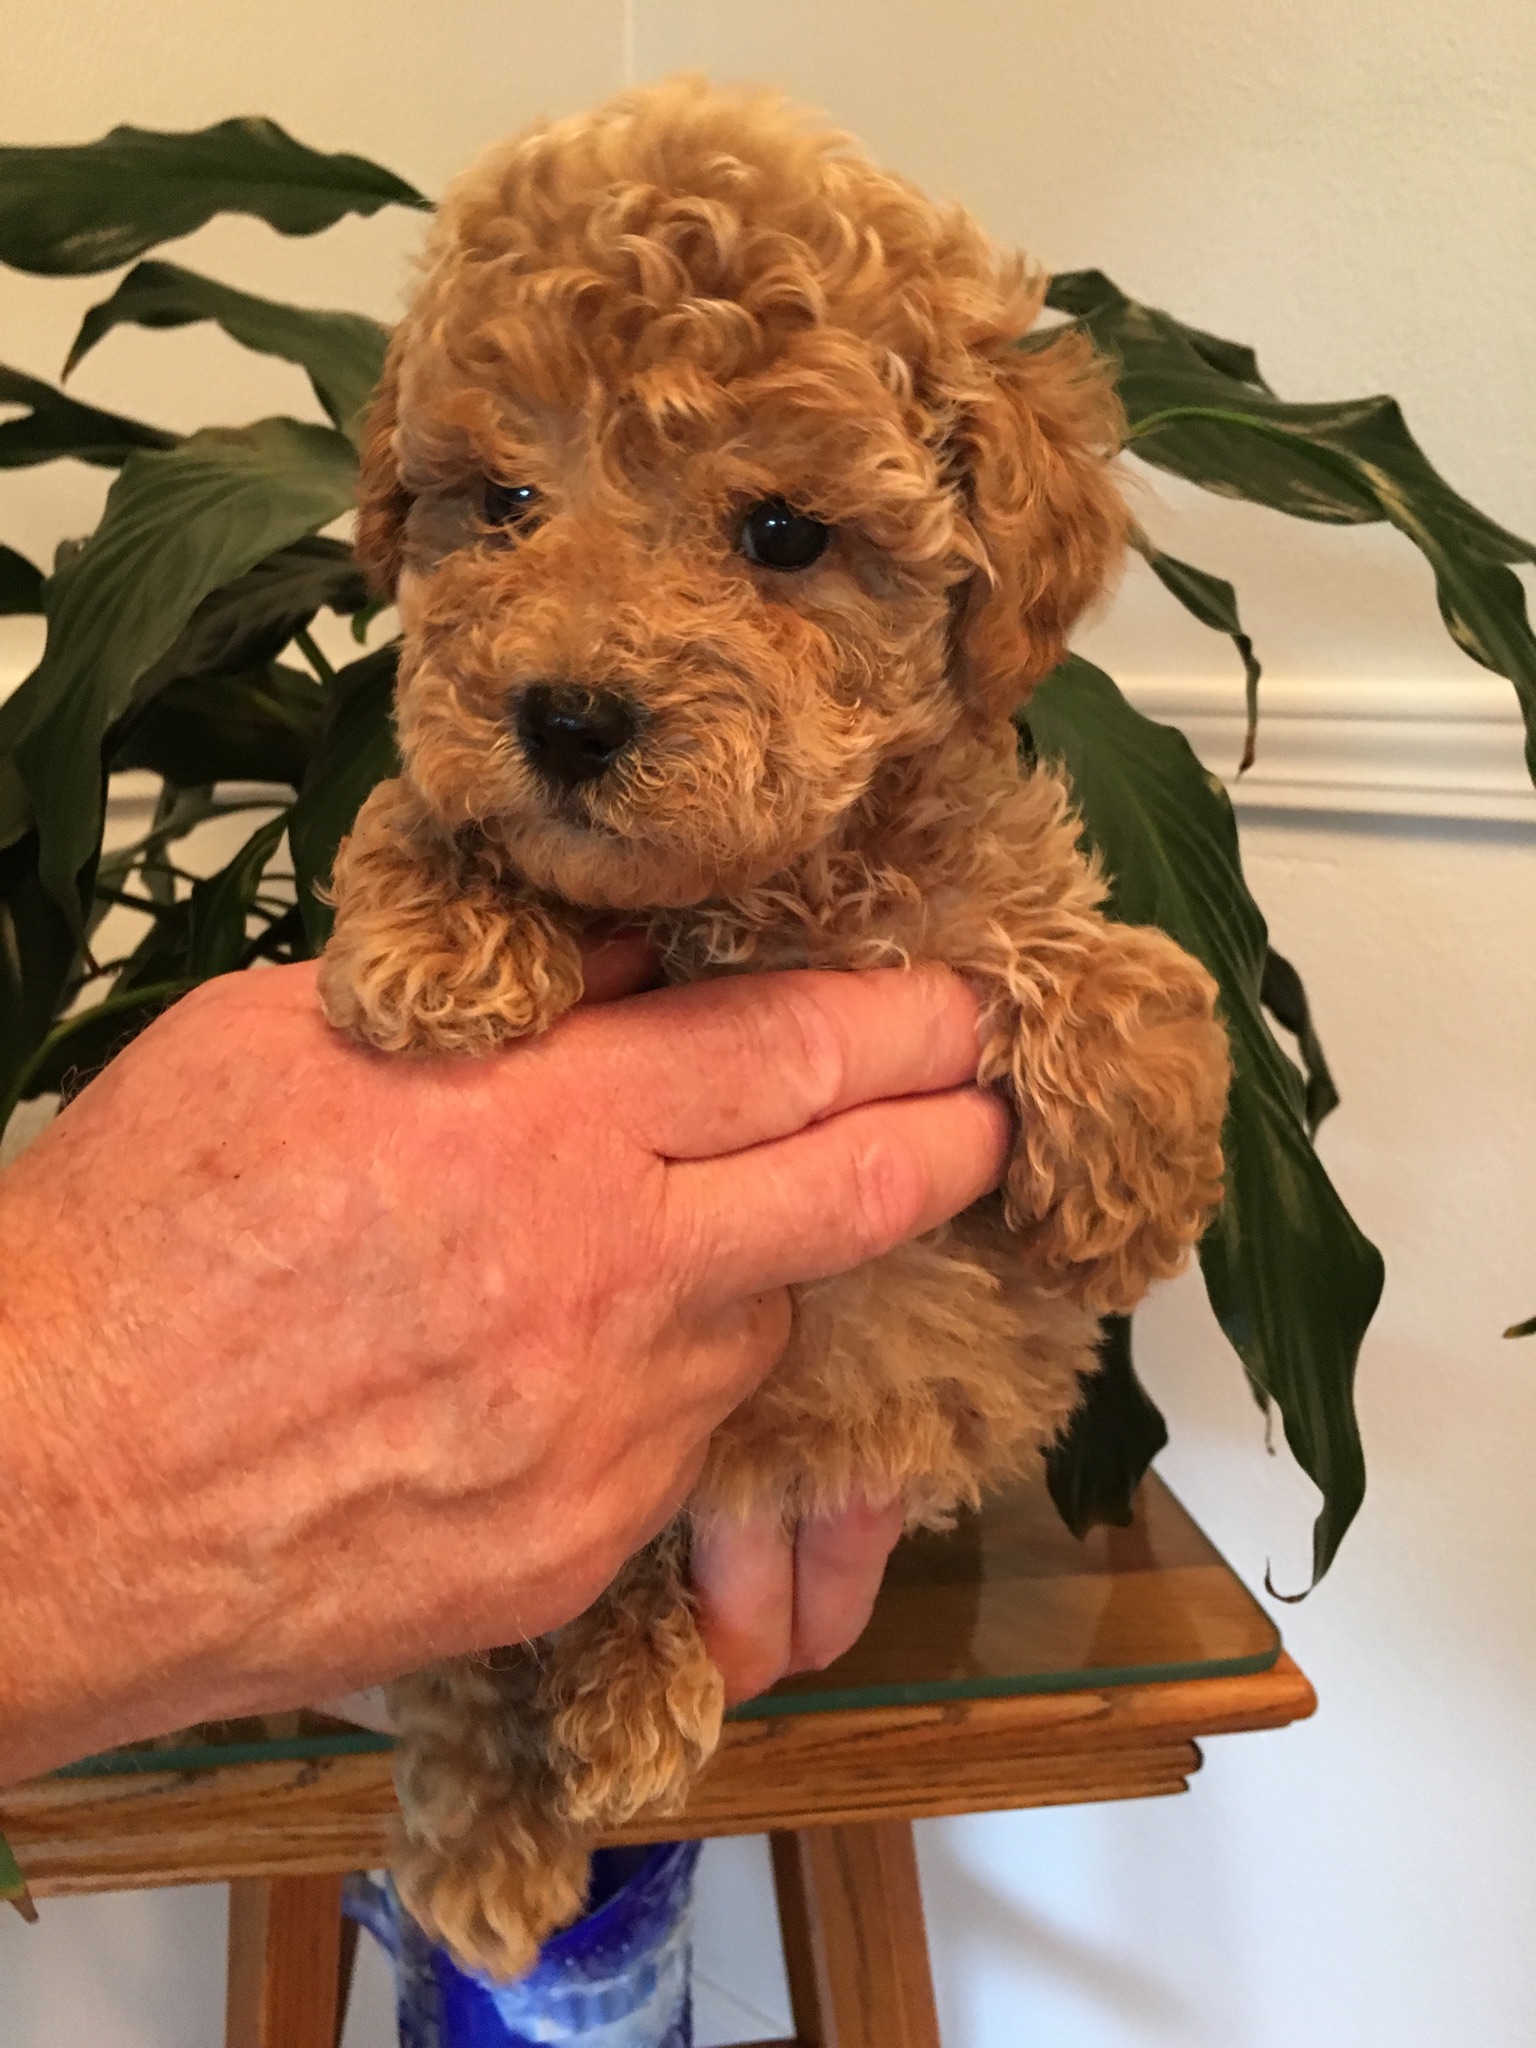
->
<box><xmin>1120</xmin><ymin>675</ymin><xmax>1534</xmax><ymax>824</ymax></box>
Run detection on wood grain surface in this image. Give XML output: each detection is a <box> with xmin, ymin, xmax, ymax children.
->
<box><xmin>225</xmin><ymin>1872</ymin><xmax>344</xmax><ymax>2048</ymax></box>
<box><xmin>2</xmin><ymin>1657</ymin><xmax>1314</xmax><ymax>1895</ymax></box>
<box><xmin>773</xmin><ymin>1822</ymin><xmax>941</xmax><ymax>2048</ymax></box>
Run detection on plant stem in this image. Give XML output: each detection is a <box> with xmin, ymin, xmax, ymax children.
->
<box><xmin>62</xmin><ymin>957</ymin><xmax>137</xmax><ymax>1000</ymax></box>
<box><xmin>294</xmin><ymin>627</ymin><xmax>337</xmax><ymax>687</ymax></box>
<box><xmin>92</xmin><ymin>884</ymin><xmax>176</xmax><ymax>916</ymax></box>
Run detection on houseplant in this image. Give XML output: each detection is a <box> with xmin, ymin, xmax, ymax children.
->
<box><xmin>2</xmin><ymin>116</ymin><xmax>1533</xmax><ymax>1642</ymax></box>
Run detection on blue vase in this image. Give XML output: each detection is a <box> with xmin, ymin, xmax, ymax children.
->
<box><xmin>344</xmin><ymin>1840</ymin><xmax>702</xmax><ymax>2048</ymax></box>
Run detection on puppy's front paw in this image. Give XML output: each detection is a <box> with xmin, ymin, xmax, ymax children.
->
<box><xmin>990</xmin><ymin>924</ymin><xmax>1230</xmax><ymax>1312</ymax></box>
<box><xmin>320</xmin><ymin>901</ymin><xmax>583</xmax><ymax>1055</ymax></box>
<box><xmin>318</xmin><ymin>777</ymin><xmax>584</xmax><ymax>1055</ymax></box>
<box><xmin>551</xmin><ymin>1625</ymin><xmax>723</xmax><ymax>1830</ymax></box>
<box><xmin>1006</xmin><ymin>1009</ymin><xmax>1229</xmax><ymax>1311</ymax></box>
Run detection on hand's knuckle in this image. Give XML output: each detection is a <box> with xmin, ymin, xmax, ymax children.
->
<box><xmin>768</xmin><ymin>977</ymin><xmax>849</xmax><ymax>1122</ymax></box>
<box><xmin>848</xmin><ymin>1132</ymin><xmax>928</xmax><ymax>1254</ymax></box>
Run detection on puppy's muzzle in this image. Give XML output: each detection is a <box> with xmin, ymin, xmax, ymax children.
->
<box><xmin>516</xmin><ymin>682</ymin><xmax>640</xmax><ymax>790</ymax></box>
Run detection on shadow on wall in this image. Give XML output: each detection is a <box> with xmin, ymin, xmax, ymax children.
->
<box><xmin>915</xmin><ymin>1809</ymin><xmax>1236</xmax><ymax>2047</ymax></box>
<box><xmin>0</xmin><ymin>1883</ymin><xmax>227</xmax><ymax>2048</ymax></box>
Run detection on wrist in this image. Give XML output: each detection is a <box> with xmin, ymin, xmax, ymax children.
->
<box><xmin>0</xmin><ymin>1156</ymin><xmax>240</xmax><ymax>1781</ymax></box>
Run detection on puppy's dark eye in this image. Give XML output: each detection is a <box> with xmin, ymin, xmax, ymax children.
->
<box><xmin>740</xmin><ymin>497</ymin><xmax>830</xmax><ymax>571</ymax></box>
<box><xmin>484</xmin><ymin>481</ymin><xmax>541</xmax><ymax>530</ymax></box>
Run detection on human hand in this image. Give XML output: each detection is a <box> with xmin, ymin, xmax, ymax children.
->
<box><xmin>0</xmin><ymin>949</ymin><xmax>1006</xmax><ymax>1780</ymax></box>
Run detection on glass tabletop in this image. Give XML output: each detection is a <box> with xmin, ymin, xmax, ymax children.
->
<box><xmin>55</xmin><ymin>1472</ymin><xmax>1278</xmax><ymax>1777</ymax></box>
<box><xmin>751</xmin><ymin>1468</ymin><xmax>1278</xmax><ymax>1717</ymax></box>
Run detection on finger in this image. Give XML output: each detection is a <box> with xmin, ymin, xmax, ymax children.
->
<box><xmin>565</xmin><ymin>965</ymin><xmax>985</xmax><ymax>1159</ymax></box>
<box><xmin>577</xmin><ymin>931</ymin><xmax>662</xmax><ymax>1004</ymax></box>
<box><xmin>789</xmin><ymin>1495</ymin><xmax>906</xmax><ymax>1673</ymax></box>
<box><xmin>691</xmin><ymin>1511</ymin><xmax>794</xmax><ymax>1706</ymax></box>
<box><xmin>674</xmin><ymin>1084</ymin><xmax>1012</xmax><ymax>1306</ymax></box>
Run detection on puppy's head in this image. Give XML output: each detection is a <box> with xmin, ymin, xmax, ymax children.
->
<box><xmin>359</xmin><ymin>78</ymin><xmax>1125</xmax><ymax>910</ymax></box>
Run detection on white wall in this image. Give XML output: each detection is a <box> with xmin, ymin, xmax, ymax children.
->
<box><xmin>3</xmin><ymin>5</ymin><xmax>1533</xmax><ymax>2044</ymax></box>
<box><xmin>919</xmin><ymin>808</ymin><xmax>1536</xmax><ymax>2048</ymax></box>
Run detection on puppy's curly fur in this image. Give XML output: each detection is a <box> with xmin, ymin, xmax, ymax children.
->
<box><xmin>321</xmin><ymin>77</ymin><xmax>1231</xmax><ymax>1978</ymax></box>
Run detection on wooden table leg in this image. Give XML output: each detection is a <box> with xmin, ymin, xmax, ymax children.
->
<box><xmin>226</xmin><ymin>1871</ymin><xmax>346</xmax><ymax>2048</ymax></box>
<box><xmin>334</xmin><ymin>1907</ymin><xmax>360</xmax><ymax>2046</ymax></box>
<box><xmin>769</xmin><ymin>1820</ymin><xmax>942</xmax><ymax>2048</ymax></box>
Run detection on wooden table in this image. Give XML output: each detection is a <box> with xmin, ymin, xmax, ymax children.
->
<box><xmin>1</xmin><ymin>1476</ymin><xmax>1314</xmax><ymax>2047</ymax></box>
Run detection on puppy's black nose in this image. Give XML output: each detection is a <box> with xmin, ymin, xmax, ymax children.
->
<box><xmin>515</xmin><ymin>683</ymin><xmax>639</xmax><ymax>788</ymax></box>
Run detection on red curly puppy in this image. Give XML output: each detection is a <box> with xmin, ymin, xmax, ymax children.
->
<box><xmin>320</xmin><ymin>77</ymin><xmax>1230</xmax><ymax>1977</ymax></box>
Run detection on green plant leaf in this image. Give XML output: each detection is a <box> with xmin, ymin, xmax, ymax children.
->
<box><xmin>0</xmin><ymin>834</ymin><xmax>80</xmax><ymax>1116</ymax></box>
<box><xmin>1048</xmin><ymin>271</ymin><xmax>1536</xmax><ymax>785</ymax></box>
<box><xmin>105</xmin><ymin>893</ymin><xmax>194</xmax><ymax>997</ymax></box>
<box><xmin>90</xmin><ymin>533</ymin><xmax>367</xmax><ymax>806</ymax></box>
<box><xmin>4</xmin><ymin>979</ymin><xmax>191</xmax><ymax>1124</ymax></box>
<box><xmin>0</xmin><ymin>766</ymin><xmax>27</xmax><ymax>848</ymax></box>
<box><xmin>3</xmin><ymin>792</ymin><xmax>299</xmax><ymax>1119</ymax></box>
<box><xmin>1260</xmin><ymin>947</ymin><xmax>1340</xmax><ymax>1138</ymax></box>
<box><xmin>1047</xmin><ymin>271</ymin><xmax>1529</xmax><ymax>548</ymax></box>
<box><xmin>0</xmin><ymin>361</ymin><xmax>177</xmax><ymax>469</ymax></box>
<box><xmin>126</xmin><ymin>536</ymin><xmax>370</xmax><ymax>707</ymax></box>
<box><xmin>350</xmin><ymin>595</ymin><xmax>391</xmax><ymax>644</ymax></box>
<box><xmin>244</xmin><ymin>901</ymin><xmax>306</xmax><ymax>965</ymax></box>
<box><xmin>0</xmin><ymin>118</ymin><xmax>429</xmax><ymax>276</ymax></box>
<box><xmin>186</xmin><ymin>810</ymin><xmax>290</xmax><ymax>978</ymax></box>
<box><xmin>112</xmin><ymin>662</ymin><xmax>325</xmax><ymax>789</ymax></box>
<box><xmin>91</xmin><ymin>787</ymin><xmax>250</xmax><ymax>908</ymax></box>
<box><xmin>0</xmin><ymin>543</ymin><xmax>44</xmax><ymax>614</ymax></box>
<box><xmin>289</xmin><ymin>643</ymin><xmax>400</xmax><ymax>951</ymax></box>
<box><xmin>10</xmin><ymin>417</ymin><xmax>357</xmax><ymax>931</ymax></box>
<box><xmin>0</xmin><ymin>1824</ymin><xmax>34</xmax><ymax>1917</ymax></box>
<box><xmin>1026</xmin><ymin>655</ymin><xmax>1383</xmax><ymax>1585</ymax></box>
<box><xmin>0</xmin><ymin>758</ymin><xmax>30</xmax><ymax>852</ymax></box>
<box><xmin>1132</xmin><ymin>533</ymin><xmax>1263</xmax><ymax>770</ymax></box>
<box><xmin>1045</xmin><ymin>1316</ymin><xmax>1168</xmax><ymax>1537</ymax></box>
<box><xmin>66</xmin><ymin>260</ymin><xmax>390</xmax><ymax>437</ymax></box>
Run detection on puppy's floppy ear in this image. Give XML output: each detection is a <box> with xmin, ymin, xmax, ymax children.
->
<box><xmin>941</xmin><ymin>327</ymin><xmax>1127</xmax><ymax>722</ymax></box>
<box><xmin>353</xmin><ymin>336</ymin><xmax>413</xmax><ymax>598</ymax></box>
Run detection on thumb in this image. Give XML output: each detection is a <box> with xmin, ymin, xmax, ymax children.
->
<box><xmin>578</xmin><ymin>930</ymin><xmax>663</xmax><ymax>1004</ymax></box>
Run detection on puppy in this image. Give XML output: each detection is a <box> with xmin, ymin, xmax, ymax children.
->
<box><xmin>320</xmin><ymin>77</ymin><xmax>1230</xmax><ymax>1977</ymax></box>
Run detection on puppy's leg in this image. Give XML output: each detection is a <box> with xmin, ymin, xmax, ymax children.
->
<box><xmin>980</xmin><ymin>911</ymin><xmax>1230</xmax><ymax>1315</ymax></box>
<box><xmin>388</xmin><ymin>1651</ymin><xmax>591</xmax><ymax>1982</ymax></box>
<box><xmin>702</xmin><ymin>1229</ymin><xmax>1103</xmax><ymax>1529</ymax></box>
<box><xmin>318</xmin><ymin>775</ymin><xmax>583</xmax><ymax>1054</ymax></box>
<box><xmin>544</xmin><ymin>1520</ymin><xmax>725</xmax><ymax>1829</ymax></box>
<box><xmin>389</xmin><ymin>1535</ymin><xmax>722</xmax><ymax>1978</ymax></box>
